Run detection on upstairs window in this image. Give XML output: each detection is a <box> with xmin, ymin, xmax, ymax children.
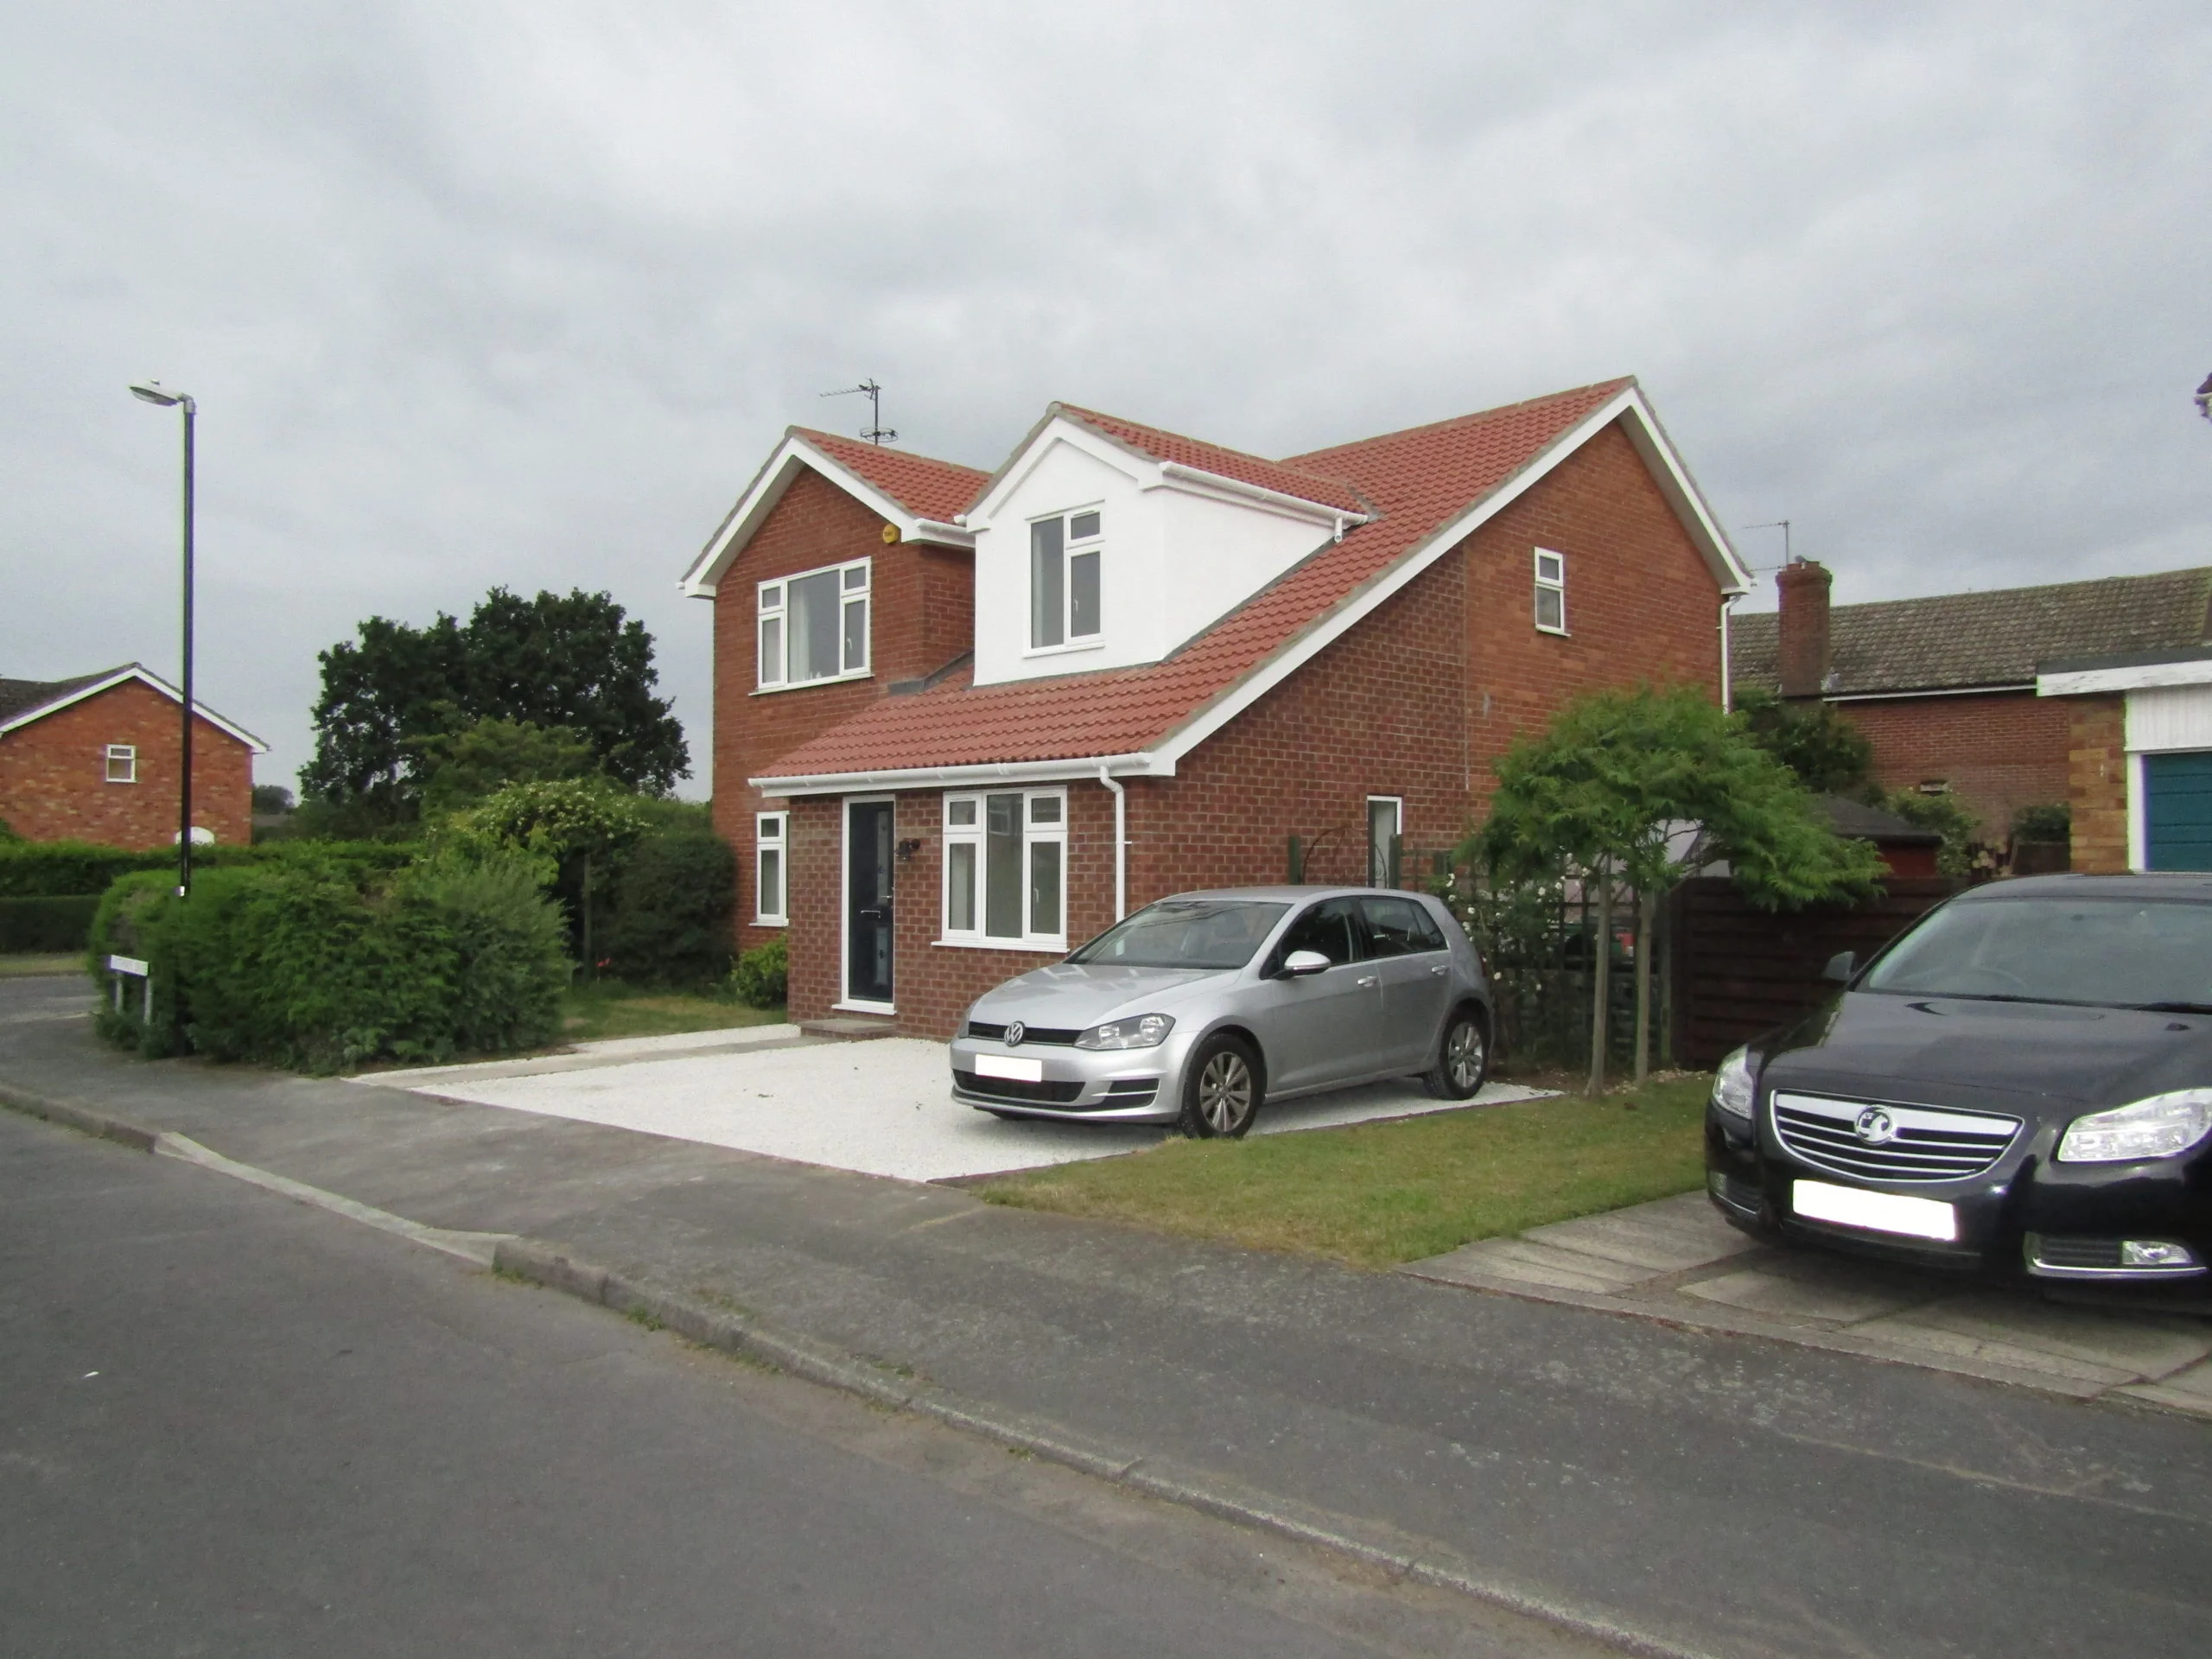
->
<box><xmin>1534</xmin><ymin>549</ymin><xmax>1567</xmax><ymax>634</ymax></box>
<box><xmin>105</xmin><ymin>744</ymin><xmax>137</xmax><ymax>784</ymax></box>
<box><xmin>759</xmin><ymin>558</ymin><xmax>870</xmax><ymax>687</ymax></box>
<box><xmin>1030</xmin><ymin>510</ymin><xmax>1103</xmax><ymax>650</ymax></box>
<box><xmin>943</xmin><ymin>789</ymin><xmax>1066</xmax><ymax>947</ymax></box>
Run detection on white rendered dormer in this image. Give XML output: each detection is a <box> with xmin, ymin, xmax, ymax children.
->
<box><xmin>965</xmin><ymin>411</ymin><xmax>1363</xmax><ymax>687</ymax></box>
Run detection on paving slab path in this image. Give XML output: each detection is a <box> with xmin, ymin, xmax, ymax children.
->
<box><xmin>5</xmin><ymin>973</ymin><xmax>2212</xmax><ymax>1659</ymax></box>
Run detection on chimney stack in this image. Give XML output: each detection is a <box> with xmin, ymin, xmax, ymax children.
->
<box><xmin>1776</xmin><ymin>559</ymin><xmax>1833</xmax><ymax>699</ymax></box>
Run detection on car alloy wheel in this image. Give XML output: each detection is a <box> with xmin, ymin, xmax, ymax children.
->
<box><xmin>1423</xmin><ymin>1008</ymin><xmax>1488</xmax><ymax>1101</ymax></box>
<box><xmin>1181</xmin><ymin>1035</ymin><xmax>1262</xmax><ymax>1138</ymax></box>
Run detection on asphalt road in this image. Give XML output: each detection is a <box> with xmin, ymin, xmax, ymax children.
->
<box><xmin>0</xmin><ymin>1106</ymin><xmax>1597</xmax><ymax>1659</ymax></box>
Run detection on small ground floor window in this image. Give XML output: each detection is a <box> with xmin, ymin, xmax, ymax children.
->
<box><xmin>943</xmin><ymin>788</ymin><xmax>1065</xmax><ymax>948</ymax></box>
<box><xmin>755</xmin><ymin>811</ymin><xmax>787</xmax><ymax>924</ymax></box>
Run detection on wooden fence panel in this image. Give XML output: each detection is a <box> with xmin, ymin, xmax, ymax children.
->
<box><xmin>1667</xmin><ymin>877</ymin><xmax>1961</xmax><ymax>1069</ymax></box>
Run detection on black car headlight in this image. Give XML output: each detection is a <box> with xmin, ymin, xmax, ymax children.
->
<box><xmin>1075</xmin><ymin>1014</ymin><xmax>1175</xmax><ymax>1051</ymax></box>
<box><xmin>1710</xmin><ymin>1046</ymin><xmax>1755</xmax><ymax>1121</ymax></box>
<box><xmin>2056</xmin><ymin>1090</ymin><xmax>2212</xmax><ymax>1163</ymax></box>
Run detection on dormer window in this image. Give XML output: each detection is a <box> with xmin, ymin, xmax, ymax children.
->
<box><xmin>1030</xmin><ymin>510</ymin><xmax>1103</xmax><ymax>651</ymax></box>
<box><xmin>759</xmin><ymin>557</ymin><xmax>870</xmax><ymax>688</ymax></box>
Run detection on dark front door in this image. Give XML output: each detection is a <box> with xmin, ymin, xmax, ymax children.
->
<box><xmin>847</xmin><ymin>800</ymin><xmax>895</xmax><ymax>1005</ymax></box>
<box><xmin>2145</xmin><ymin>751</ymin><xmax>2212</xmax><ymax>871</ymax></box>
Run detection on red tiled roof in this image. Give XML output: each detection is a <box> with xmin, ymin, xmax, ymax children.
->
<box><xmin>757</xmin><ymin>380</ymin><xmax>1633</xmax><ymax>782</ymax></box>
<box><xmin>795</xmin><ymin>427</ymin><xmax>990</xmax><ymax>524</ymax></box>
<box><xmin>1054</xmin><ymin>405</ymin><xmax>1368</xmax><ymax>515</ymax></box>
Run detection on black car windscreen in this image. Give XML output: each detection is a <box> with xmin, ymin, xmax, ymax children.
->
<box><xmin>1066</xmin><ymin>901</ymin><xmax>1291</xmax><ymax>971</ymax></box>
<box><xmin>1861</xmin><ymin>896</ymin><xmax>2212</xmax><ymax>1008</ymax></box>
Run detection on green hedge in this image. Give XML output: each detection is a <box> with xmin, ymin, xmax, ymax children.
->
<box><xmin>0</xmin><ymin>840</ymin><xmax>419</xmax><ymax>898</ymax></box>
<box><xmin>89</xmin><ymin>851</ymin><xmax>567</xmax><ymax>1071</ymax></box>
<box><xmin>0</xmin><ymin>894</ymin><xmax>101</xmax><ymax>953</ymax></box>
<box><xmin>599</xmin><ymin>828</ymin><xmax>736</xmax><ymax>985</ymax></box>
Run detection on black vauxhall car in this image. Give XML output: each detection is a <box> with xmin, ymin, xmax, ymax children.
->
<box><xmin>1707</xmin><ymin>874</ymin><xmax>2212</xmax><ymax>1296</ymax></box>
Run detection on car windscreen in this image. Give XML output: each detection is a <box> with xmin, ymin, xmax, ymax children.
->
<box><xmin>1859</xmin><ymin>895</ymin><xmax>2212</xmax><ymax>1009</ymax></box>
<box><xmin>1066</xmin><ymin>900</ymin><xmax>1291</xmax><ymax>971</ymax></box>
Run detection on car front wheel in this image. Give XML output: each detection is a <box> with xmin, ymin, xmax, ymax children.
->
<box><xmin>1422</xmin><ymin>1007</ymin><xmax>1488</xmax><ymax>1100</ymax></box>
<box><xmin>1179</xmin><ymin>1034</ymin><xmax>1262</xmax><ymax>1139</ymax></box>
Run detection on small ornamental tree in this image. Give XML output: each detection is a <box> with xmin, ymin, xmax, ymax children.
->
<box><xmin>1472</xmin><ymin>686</ymin><xmax>1885</xmax><ymax>1089</ymax></box>
<box><xmin>452</xmin><ymin>779</ymin><xmax>649</xmax><ymax>975</ymax></box>
<box><xmin>1733</xmin><ymin>685</ymin><xmax>1875</xmax><ymax>796</ymax></box>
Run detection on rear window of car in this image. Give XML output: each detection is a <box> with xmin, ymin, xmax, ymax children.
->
<box><xmin>1360</xmin><ymin>896</ymin><xmax>1445</xmax><ymax>957</ymax></box>
<box><xmin>1861</xmin><ymin>894</ymin><xmax>2212</xmax><ymax>1009</ymax></box>
<box><xmin>1067</xmin><ymin>900</ymin><xmax>1290</xmax><ymax>970</ymax></box>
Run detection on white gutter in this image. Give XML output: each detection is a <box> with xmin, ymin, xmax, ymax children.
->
<box><xmin>1097</xmin><ymin>765</ymin><xmax>1127</xmax><ymax>920</ymax></box>
<box><xmin>911</xmin><ymin>518</ymin><xmax>976</xmax><ymax>545</ymax></box>
<box><xmin>1154</xmin><ymin>461</ymin><xmax>1370</xmax><ymax>529</ymax></box>
<box><xmin>753</xmin><ymin>751</ymin><xmax>1169</xmax><ymax>798</ymax></box>
<box><xmin>1719</xmin><ymin>595</ymin><xmax>1735</xmax><ymax>712</ymax></box>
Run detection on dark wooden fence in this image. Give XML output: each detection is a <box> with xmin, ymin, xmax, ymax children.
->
<box><xmin>1667</xmin><ymin>876</ymin><xmax>1961</xmax><ymax>1068</ymax></box>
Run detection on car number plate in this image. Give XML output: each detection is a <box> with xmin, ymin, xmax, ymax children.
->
<box><xmin>974</xmin><ymin>1053</ymin><xmax>1045</xmax><ymax>1083</ymax></box>
<box><xmin>1792</xmin><ymin>1179</ymin><xmax>1956</xmax><ymax>1242</ymax></box>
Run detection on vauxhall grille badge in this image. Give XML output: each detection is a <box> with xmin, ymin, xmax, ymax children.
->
<box><xmin>1853</xmin><ymin>1107</ymin><xmax>1897</xmax><ymax>1146</ymax></box>
<box><xmin>1005</xmin><ymin>1021</ymin><xmax>1026</xmax><ymax>1047</ymax></box>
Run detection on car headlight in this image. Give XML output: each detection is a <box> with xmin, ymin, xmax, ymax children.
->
<box><xmin>1710</xmin><ymin>1045</ymin><xmax>1755</xmax><ymax>1120</ymax></box>
<box><xmin>1075</xmin><ymin>1014</ymin><xmax>1175</xmax><ymax>1050</ymax></box>
<box><xmin>2056</xmin><ymin>1090</ymin><xmax>2212</xmax><ymax>1163</ymax></box>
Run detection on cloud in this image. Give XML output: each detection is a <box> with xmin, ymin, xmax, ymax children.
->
<box><xmin>3</xmin><ymin>1</ymin><xmax>2208</xmax><ymax>794</ymax></box>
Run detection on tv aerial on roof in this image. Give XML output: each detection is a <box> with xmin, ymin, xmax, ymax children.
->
<box><xmin>822</xmin><ymin>378</ymin><xmax>897</xmax><ymax>445</ymax></box>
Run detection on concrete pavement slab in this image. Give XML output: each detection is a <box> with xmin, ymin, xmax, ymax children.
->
<box><xmin>1522</xmin><ymin>1191</ymin><xmax>1760</xmax><ymax>1273</ymax></box>
<box><xmin>1411</xmin><ymin>1237</ymin><xmax>1665</xmax><ymax>1294</ymax></box>
<box><xmin>1677</xmin><ymin>1260</ymin><xmax>1941</xmax><ymax>1325</ymax></box>
<box><xmin>2118</xmin><ymin>1357</ymin><xmax>2212</xmax><ymax>1419</ymax></box>
<box><xmin>1852</xmin><ymin>1294</ymin><xmax>2212</xmax><ymax>1384</ymax></box>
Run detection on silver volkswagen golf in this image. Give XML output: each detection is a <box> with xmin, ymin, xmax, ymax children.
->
<box><xmin>949</xmin><ymin>887</ymin><xmax>1493</xmax><ymax>1137</ymax></box>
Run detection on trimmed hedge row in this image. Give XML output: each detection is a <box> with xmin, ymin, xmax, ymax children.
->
<box><xmin>0</xmin><ymin>839</ymin><xmax>420</xmax><ymax>898</ymax></box>
<box><xmin>90</xmin><ymin>849</ymin><xmax>568</xmax><ymax>1072</ymax></box>
<box><xmin>0</xmin><ymin>895</ymin><xmax>102</xmax><ymax>953</ymax></box>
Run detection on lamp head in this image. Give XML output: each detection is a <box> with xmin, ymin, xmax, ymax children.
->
<box><xmin>130</xmin><ymin>381</ymin><xmax>188</xmax><ymax>409</ymax></box>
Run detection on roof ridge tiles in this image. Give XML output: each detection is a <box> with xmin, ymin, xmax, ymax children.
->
<box><xmin>1285</xmin><ymin>376</ymin><xmax>1637</xmax><ymax>466</ymax></box>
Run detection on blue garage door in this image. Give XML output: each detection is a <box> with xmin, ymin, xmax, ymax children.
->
<box><xmin>2144</xmin><ymin>750</ymin><xmax>2212</xmax><ymax>870</ymax></box>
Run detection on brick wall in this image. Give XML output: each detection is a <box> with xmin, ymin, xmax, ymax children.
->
<box><xmin>1829</xmin><ymin>690</ymin><xmax>2072</xmax><ymax>839</ymax></box>
<box><xmin>1459</xmin><ymin>418</ymin><xmax>1726</xmax><ymax>817</ymax></box>
<box><xmin>0</xmin><ymin>679</ymin><xmax>253</xmax><ymax>849</ymax></box>
<box><xmin>709</xmin><ymin>468</ymin><xmax>975</xmax><ymax>957</ymax></box>
<box><xmin>2063</xmin><ymin>694</ymin><xmax>2128</xmax><ymax>874</ymax></box>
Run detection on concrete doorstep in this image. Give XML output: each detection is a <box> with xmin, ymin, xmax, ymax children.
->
<box><xmin>1405</xmin><ymin>1192</ymin><xmax>2212</xmax><ymax>1414</ymax></box>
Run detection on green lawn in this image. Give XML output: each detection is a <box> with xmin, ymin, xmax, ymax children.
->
<box><xmin>976</xmin><ymin>1073</ymin><xmax>1714</xmax><ymax>1269</ymax></box>
<box><xmin>0</xmin><ymin>953</ymin><xmax>82</xmax><ymax>979</ymax></box>
<box><xmin>557</xmin><ymin>981</ymin><xmax>786</xmax><ymax>1043</ymax></box>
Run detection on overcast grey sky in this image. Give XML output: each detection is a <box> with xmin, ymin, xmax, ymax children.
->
<box><xmin>4</xmin><ymin>3</ymin><xmax>2207</xmax><ymax>798</ymax></box>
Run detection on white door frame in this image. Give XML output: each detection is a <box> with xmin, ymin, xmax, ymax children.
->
<box><xmin>837</xmin><ymin>794</ymin><xmax>898</xmax><ymax>1014</ymax></box>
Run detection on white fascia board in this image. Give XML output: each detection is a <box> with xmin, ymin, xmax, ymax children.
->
<box><xmin>1827</xmin><ymin>683</ymin><xmax>2034</xmax><ymax>702</ymax></box>
<box><xmin>1154</xmin><ymin>388</ymin><xmax>1649</xmax><ymax>766</ymax></box>
<box><xmin>679</xmin><ymin>432</ymin><xmax>975</xmax><ymax>599</ymax></box>
<box><xmin>2037</xmin><ymin>659</ymin><xmax>2212</xmax><ymax>697</ymax></box>
<box><xmin>1614</xmin><ymin>387</ymin><xmax>1753</xmax><ymax>595</ymax></box>
<box><xmin>0</xmin><ymin>665</ymin><xmax>269</xmax><ymax>752</ymax></box>
<box><xmin>751</xmin><ymin>751</ymin><xmax>1170</xmax><ymax>798</ymax></box>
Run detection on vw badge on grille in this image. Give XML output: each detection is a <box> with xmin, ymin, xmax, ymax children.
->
<box><xmin>1005</xmin><ymin>1020</ymin><xmax>1026</xmax><ymax>1047</ymax></box>
<box><xmin>1853</xmin><ymin>1107</ymin><xmax>1897</xmax><ymax>1145</ymax></box>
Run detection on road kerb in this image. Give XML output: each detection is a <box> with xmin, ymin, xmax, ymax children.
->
<box><xmin>0</xmin><ymin>1081</ymin><xmax>161</xmax><ymax>1153</ymax></box>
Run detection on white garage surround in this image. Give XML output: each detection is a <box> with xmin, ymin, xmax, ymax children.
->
<box><xmin>365</xmin><ymin>1028</ymin><xmax>1549</xmax><ymax>1183</ymax></box>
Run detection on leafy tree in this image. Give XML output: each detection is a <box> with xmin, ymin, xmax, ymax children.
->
<box><xmin>450</xmin><ymin>779</ymin><xmax>650</xmax><ymax>976</ymax></box>
<box><xmin>1471</xmin><ymin>686</ymin><xmax>1885</xmax><ymax>1089</ymax></box>
<box><xmin>412</xmin><ymin>718</ymin><xmax>599</xmax><ymax>817</ymax></box>
<box><xmin>1877</xmin><ymin>787</ymin><xmax>1983</xmax><ymax>877</ymax></box>
<box><xmin>251</xmin><ymin>785</ymin><xmax>295</xmax><ymax>815</ymax></box>
<box><xmin>1733</xmin><ymin>686</ymin><xmax>1874</xmax><ymax>796</ymax></box>
<box><xmin>301</xmin><ymin>588</ymin><xmax>688</xmax><ymax>820</ymax></box>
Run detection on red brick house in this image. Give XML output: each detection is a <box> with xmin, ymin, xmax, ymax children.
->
<box><xmin>0</xmin><ymin>664</ymin><xmax>264</xmax><ymax>849</ymax></box>
<box><xmin>1729</xmin><ymin>562</ymin><xmax>2212</xmax><ymax>856</ymax></box>
<box><xmin>685</xmin><ymin>378</ymin><xmax>1752</xmax><ymax>1037</ymax></box>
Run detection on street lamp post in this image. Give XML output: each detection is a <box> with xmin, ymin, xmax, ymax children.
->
<box><xmin>129</xmin><ymin>381</ymin><xmax>197</xmax><ymax>898</ymax></box>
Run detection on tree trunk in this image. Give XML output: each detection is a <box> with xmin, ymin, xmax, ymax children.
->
<box><xmin>1586</xmin><ymin>860</ymin><xmax>1612</xmax><ymax>1095</ymax></box>
<box><xmin>1632</xmin><ymin>887</ymin><xmax>1655</xmax><ymax>1086</ymax></box>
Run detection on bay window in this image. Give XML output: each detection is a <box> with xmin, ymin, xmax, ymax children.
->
<box><xmin>943</xmin><ymin>789</ymin><xmax>1066</xmax><ymax>947</ymax></box>
<box><xmin>759</xmin><ymin>558</ymin><xmax>870</xmax><ymax>687</ymax></box>
<box><xmin>1030</xmin><ymin>510</ymin><xmax>1103</xmax><ymax>650</ymax></box>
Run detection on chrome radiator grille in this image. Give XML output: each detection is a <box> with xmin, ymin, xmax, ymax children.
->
<box><xmin>1770</xmin><ymin>1091</ymin><xmax>2020</xmax><ymax>1184</ymax></box>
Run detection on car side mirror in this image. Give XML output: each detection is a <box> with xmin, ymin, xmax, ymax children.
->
<box><xmin>1821</xmin><ymin>950</ymin><xmax>1856</xmax><ymax>985</ymax></box>
<box><xmin>1280</xmin><ymin>950</ymin><xmax>1332</xmax><ymax>978</ymax></box>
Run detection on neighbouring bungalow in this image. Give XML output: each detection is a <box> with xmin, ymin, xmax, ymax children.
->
<box><xmin>684</xmin><ymin>378</ymin><xmax>1753</xmax><ymax>1038</ymax></box>
<box><xmin>0</xmin><ymin>664</ymin><xmax>264</xmax><ymax>849</ymax></box>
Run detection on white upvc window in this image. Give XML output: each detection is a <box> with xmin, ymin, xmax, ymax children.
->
<box><xmin>942</xmin><ymin>789</ymin><xmax>1067</xmax><ymax>947</ymax></box>
<box><xmin>754</xmin><ymin>811</ymin><xmax>788</xmax><ymax>925</ymax></box>
<box><xmin>105</xmin><ymin>745</ymin><xmax>137</xmax><ymax>784</ymax></box>
<box><xmin>1534</xmin><ymin>548</ymin><xmax>1567</xmax><ymax>634</ymax></box>
<box><xmin>1029</xmin><ymin>509</ymin><xmax>1103</xmax><ymax>651</ymax></box>
<box><xmin>758</xmin><ymin>557</ymin><xmax>870</xmax><ymax>688</ymax></box>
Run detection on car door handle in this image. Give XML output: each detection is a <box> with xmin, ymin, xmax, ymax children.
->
<box><xmin>1428</xmin><ymin>964</ymin><xmax>1449</xmax><ymax>977</ymax></box>
<box><xmin>1357</xmin><ymin>975</ymin><xmax>1379</xmax><ymax>988</ymax></box>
